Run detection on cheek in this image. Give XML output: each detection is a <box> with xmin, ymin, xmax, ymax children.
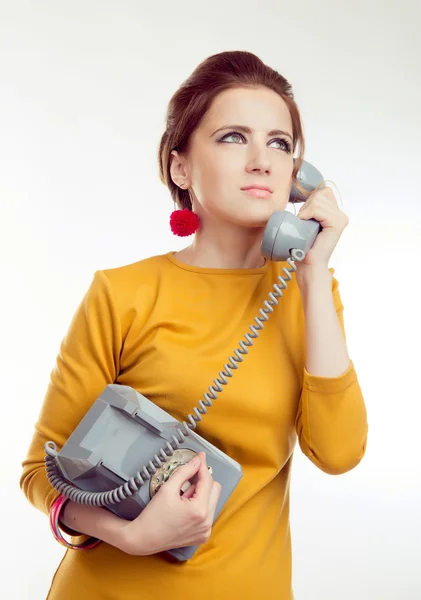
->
<box><xmin>193</xmin><ymin>153</ymin><xmax>237</xmax><ymax>195</ymax></box>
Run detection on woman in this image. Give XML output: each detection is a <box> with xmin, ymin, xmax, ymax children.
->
<box><xmin>20</xmin><ymin>50</ymin><xmax>368</xmax><ymax>599</ymax></box>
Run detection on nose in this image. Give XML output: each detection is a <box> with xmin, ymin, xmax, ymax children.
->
<box><xmin>245</xmin><ymin>145</ymin><xmax>271</xmax><ymax>175</ymax></box>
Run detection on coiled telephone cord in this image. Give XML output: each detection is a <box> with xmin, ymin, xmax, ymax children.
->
<box><xmin>45</xmin><ymin>250</ymin><xmax>304</xmax><ymax>506</ymax></box>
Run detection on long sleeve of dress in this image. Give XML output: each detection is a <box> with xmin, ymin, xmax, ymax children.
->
<box><xmin>19</xmin><ymin>271</ymin><xmax>122</xmax><ymax>516</ymax></box>
<box><xmin>295</xmin><ymin>273</ymin><xmax>368</xmax><ymax>475</ymax></box>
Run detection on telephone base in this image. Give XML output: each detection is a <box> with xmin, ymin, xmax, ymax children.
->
<box><xmin>52</xmin><ymin>384</ymin><xmax>243</xmax><ymax>561</ymax></box>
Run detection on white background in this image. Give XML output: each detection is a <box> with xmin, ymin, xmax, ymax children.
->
<box><xmin>1</xmin><ymin>1</ymin><xmax>420</xmax><ymax>598</ymax></box>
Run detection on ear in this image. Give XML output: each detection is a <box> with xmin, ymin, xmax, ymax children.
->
<box><xmin>170</xmin><ymin>150</ymin><xmax>191</xmax><ymax>189</ymax></box>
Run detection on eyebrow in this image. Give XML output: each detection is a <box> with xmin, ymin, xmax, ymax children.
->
<box><xmin>210</xmin><ymin>125</ymin><xmax>293</xmax><ymax>141</ymax></box>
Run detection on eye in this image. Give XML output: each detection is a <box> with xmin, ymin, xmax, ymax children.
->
<box><xmin>218</xmin><ymin>131</ymin><xmax>292</xmax><ymax>153</ymax></box>
<box><xmin>269</xmin><ymin>138</ymin><xmax>292</xmax><ymax>153</ymax></box>
<box><xmin>219</xmin><ymin>131</ymin><xmax>246</xmax><ymax>144</ymax></box>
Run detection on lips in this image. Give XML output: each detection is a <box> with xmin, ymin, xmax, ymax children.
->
<box><xmin>241</xmin><ymin>185</ymin><xmax>273</xmax><ymax>193</ymax></box>
<box><xmin>241</xmin><ymin>187</ymin><xmax>272</xmax><ymax>199</ymax></box>
<box><xmin>243</xmin><ymin>188</ymin><xmax>272</xmax><ymax>200</ymax></box>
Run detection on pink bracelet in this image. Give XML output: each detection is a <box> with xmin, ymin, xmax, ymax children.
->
<box><xmin>49</xmin><ymin>495</ymin><xmax>101</xmax><ymax>550</ymax></box>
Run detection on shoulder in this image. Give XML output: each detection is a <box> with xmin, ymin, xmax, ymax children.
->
<box><xmin>101</xmin><ymin>253</ymin><xmax>170</xmax><ymax>287</ymax></box>
<box><xmin>86</xmin><ymin>253</ymin><xmax>173</xmax><ymax>309</ymax></box>
<box><xmin>81</xmin><ymin>253</ymin><xmax>174</xmax><ymax>331</ymax></box>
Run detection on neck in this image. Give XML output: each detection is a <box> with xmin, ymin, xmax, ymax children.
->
<box><xmin>175</xmin><ymin>223</ymin><xmax>266</xmax><ymax>270</ymax></box>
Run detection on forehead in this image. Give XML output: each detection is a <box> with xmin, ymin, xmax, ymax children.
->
<box><xmin>199</xmin><ymin>86</ymin><xmax>293</xmax><ymax>134</ymax></box>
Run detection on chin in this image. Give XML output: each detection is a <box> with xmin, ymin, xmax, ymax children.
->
<box><xmin>228</xmin><ymin>214</ymin><xmax>272</xmax><ymax>229</ymax></box>
<box><xmin>233</xmin><ymin>204</ymin><xmax>280</xmax><ymax>228</ymax></box>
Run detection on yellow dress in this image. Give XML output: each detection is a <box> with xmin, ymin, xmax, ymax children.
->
<box><xmin>20</xmin><ymin>252</ymin><xmax>368</xmax><ymax>599</ymax></box>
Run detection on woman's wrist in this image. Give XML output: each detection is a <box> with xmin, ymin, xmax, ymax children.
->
<box><xmin>295</xmin><ymin>264</ymin><xmax>332</xmax><ymax>289</ymax></box>
<box><xmin>118</xmin><ymin>518</ymin><xmax>152</xmax><ymax>556</ymax></box>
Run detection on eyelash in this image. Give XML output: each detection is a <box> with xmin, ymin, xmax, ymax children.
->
<box><xmin>218</xmin><ymin>130</ymin><xmax>292</xmax><ymax>154</ymax></box>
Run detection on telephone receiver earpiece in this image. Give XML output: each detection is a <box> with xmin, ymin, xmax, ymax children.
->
<box><xmin>261</xmin><ymin>159</ymin><xmax>324</xmax><ymax>262</ymax></box>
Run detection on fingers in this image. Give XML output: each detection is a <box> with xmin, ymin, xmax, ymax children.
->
<box><xmin>181</xmin><ymin>482</ymin><xmax>196</xmax><ymax>500</ymax></box>
<box><xmin>161</xmin><ymin>452</ymin><xmax>216</xmax><ymax>508</ymax></box>
<box><xmin>164</xmin><ymin>453</ymin><xmax>202</xmax><ymax>492</ymax></box>
<box><xmin>208</xmin><ymin>481</ymin><xmax>221</xmax><ymax>518</ymax></box>
<box><xmin>191</xmin><ymin>453</ymin><xmax>214</xmax><ymax>501</ymax></box>
<box><xmin>182</xmin><ymin>468</ymin><xmax>221</xmax><ymax>511</ymax></box>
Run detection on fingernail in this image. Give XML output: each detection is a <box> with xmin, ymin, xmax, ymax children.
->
<box><xmin>181</xmin><ymin>481</ymin><xmax>192</xmax><ymax>493</ymax></box>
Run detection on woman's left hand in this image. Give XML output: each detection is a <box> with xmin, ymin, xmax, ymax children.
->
<box><xmin>295</xmin><ymin>186</ymin><xmax>349</xmax><ymax>270</ymax></box>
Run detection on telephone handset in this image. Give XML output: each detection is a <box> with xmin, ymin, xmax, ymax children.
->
<box><xmin>261</xmin><ymin>158</ymin><xmax>323</xmax><ymax>262</ymax></box>
<box><xmin>44</xmin><ymin>160</ymin><xmax>324</xmax><ymax>561</ymax></box>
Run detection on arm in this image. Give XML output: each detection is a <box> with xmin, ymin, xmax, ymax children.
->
<box><xmin>20</xmin><ymin>269</ymin><xmax>221</xmax><ymax>557</ymax></box>
<box><xmin>294</xmin><ymin>266</ymin><xmax>368</xmax><ymax>475</ymax></box>
<box><xmin>59</xmin><ymin>502</ymin><xmax>129</xmax><ymax>550</ymax></box>
<box><xmin>19</xmin><ymin>270</ymin><xmax>125</xmax><ymax>542</ymax></box>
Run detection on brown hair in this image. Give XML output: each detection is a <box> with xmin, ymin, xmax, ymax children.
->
<box><xmin>158</xmin><ymin>50</ymin><xmax>310</xmax><ymax>210</ymax></box>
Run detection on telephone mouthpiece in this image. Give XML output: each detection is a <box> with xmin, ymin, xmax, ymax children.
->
<box><xmin>261</xmin><ymin>211</ymin><xmax>321</xmax><ymax>261</ymax></box>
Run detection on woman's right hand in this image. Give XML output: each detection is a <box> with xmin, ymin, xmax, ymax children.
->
<box><xmin>119</xmin><ymin>452</ymin><xmax>222</xmax><ymax>556</ymax></box>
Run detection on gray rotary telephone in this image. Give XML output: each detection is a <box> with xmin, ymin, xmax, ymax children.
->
<box><xmin>44</xmin><ymin>159</ymin><xmax>324</xmax><ymax>561</ymax></box>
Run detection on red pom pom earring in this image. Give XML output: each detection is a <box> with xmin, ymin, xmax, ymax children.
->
<box><xmin>170</xmin><ymin>208</ymin><xmax>200</xmax><ymax>237</ymax></box>
<box><xmin>169</xmin><ymin>183</ymin><xmax>200</xmax><ymax>237</ymax></box>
